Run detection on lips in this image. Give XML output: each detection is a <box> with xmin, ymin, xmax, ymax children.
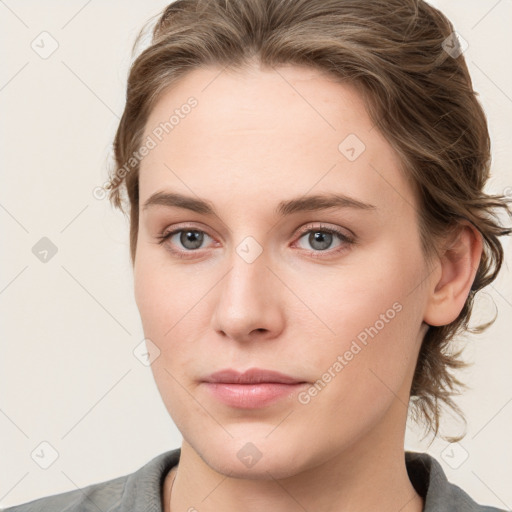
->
<box><xmin>203</xmin><ymin>367</ymin><xmax>306</xmax><ymax>385</ymax></box>
<box><xmin>201</xmin><ymin>368</ymin><xmax>308</xmax><ymax>409</ymax></box>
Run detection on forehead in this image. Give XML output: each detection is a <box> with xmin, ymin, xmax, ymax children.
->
<box><xmin>139</xmin><ymin>63</ymin><xmax>415</xmax><ymax>219</ymax></box>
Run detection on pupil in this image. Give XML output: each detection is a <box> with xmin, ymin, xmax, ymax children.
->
<box><xmin>181</xmin><ymin>230</ymin><xmax>203</xmax><ymax>249</ymax></box>
<box><xmin>311</xmin><ymin>231</ymin><xmax>332</xmax><ymax>250</ymax></box>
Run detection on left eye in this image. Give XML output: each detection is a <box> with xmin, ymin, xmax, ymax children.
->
<box><xmin>295</xmin><ymin>228</ymin><xmax>351</xmax><ymax>252</ymax></box>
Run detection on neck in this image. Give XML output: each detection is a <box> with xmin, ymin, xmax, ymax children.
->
<box><xmin>162</xmin><ymin>403</ymin><xmax>424</xmax><ymax>512</ymax></box>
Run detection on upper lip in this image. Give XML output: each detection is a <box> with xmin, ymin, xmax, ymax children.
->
<box><xmin>203</xmin><ymin>368</ymin><xmax>306</xmax><ymax>384</ymax></box>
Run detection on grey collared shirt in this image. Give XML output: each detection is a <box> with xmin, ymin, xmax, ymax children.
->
<box><xmin>1</xmin><ymin>449</ymin><xmax>506</xmax><ymax>511</ymax></box>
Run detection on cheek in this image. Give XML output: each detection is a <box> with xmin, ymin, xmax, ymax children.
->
<box><xmin>134</xmin><ymin>260</ymin><xmax>202</xmax><ymax>424</ymax></box>
<box><xmin>133</xmin><ymin>253</ymin><xmax>213</xmax><ymax>384</ymax></box>
<box><xmin>300</xmin><ymin>245</ymin><xmax>425</xmax><ymax>389</ymax></box>
<box><xmin>294</xmin><ymin>258</ymin><xmax>412</xmax><ymax>347</ymax></box>
<box><xmin>134</xmin><ymin>263</ymin><xmax>165</xmax><ymax>336</ymax></box>
<box><xmin>295</xmin><ymin>297</ymin><xmax>421</xmax><ymax>442</ymax></box>
<box><xmin>134</xmin><ymin>250</ymin><xmax>195</xmax><ymax>338</ymax></box>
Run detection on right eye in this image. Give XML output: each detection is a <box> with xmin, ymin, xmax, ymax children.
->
<box><xmin>156</xmin><ymin>226</ymin><xmax>217</xmax><ymax>259</ymax></box>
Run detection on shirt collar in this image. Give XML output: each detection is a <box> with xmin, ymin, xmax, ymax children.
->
<box><xmin>406</xmin><ymin>450</ymin><xmax>488</xmax><ymax>511</ymax></box>
<box><xmin>117</xmin><ymin>448</ymin><xmax>483</xmax><ymax>512</ymax></box>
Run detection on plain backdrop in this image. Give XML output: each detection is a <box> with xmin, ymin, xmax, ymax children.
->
<box><xmin>1</xmin><ymin>0</ymin><xmax>511</xmax><ymax>509</ymax></box>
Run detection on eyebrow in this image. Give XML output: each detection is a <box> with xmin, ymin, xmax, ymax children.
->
<box><xmin>142</xmin><ymin>191</ymin><xmax>377</xmax><ymax>216</ymax></box>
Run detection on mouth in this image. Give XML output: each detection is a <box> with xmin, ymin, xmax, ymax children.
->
<box><xmin>203</xmin><ymin>367</ymin><xmax>306</xmax><ymax>385</ymax></box>
<box><xmin>201</xmin><ymin>368</ymin><xmax>309</xmax><ymax>409</ymax></box>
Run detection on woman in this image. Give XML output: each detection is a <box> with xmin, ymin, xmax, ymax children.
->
<box><xmin>5</xmin><ymin>0</ymin><xmax>511</xmax><ymax>510</ymax></box>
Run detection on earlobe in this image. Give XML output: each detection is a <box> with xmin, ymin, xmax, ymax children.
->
<box><xmin>423</xmin><ymin>222</ymin><xmax>483</xmax><ymax>327</ymax></box>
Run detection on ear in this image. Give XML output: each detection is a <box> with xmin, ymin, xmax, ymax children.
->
<box><xmin>423</xmin><ymin>222</ymin><xmax>483</xmax><ymax>327</ymax></box>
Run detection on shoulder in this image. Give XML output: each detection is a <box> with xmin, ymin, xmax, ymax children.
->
<box><xmin>1</xmin><ymin>475</ymin><xmax>127</xmax><ymax>512</ymax></box>
<box><xmin>405</xmin><ymin>451</ymin><xmax>506</xmax><ymax>512</ymax></box>
<box><xmin>1</xmin><ymin>449</ymin><xmax>181</xmax><ymax>512</ymax></box>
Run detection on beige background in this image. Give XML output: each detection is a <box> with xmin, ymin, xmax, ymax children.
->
<box><xmin>1</xmin><ymin>0</ymin><xmax>511</xmax><ymax>509</ymax></box>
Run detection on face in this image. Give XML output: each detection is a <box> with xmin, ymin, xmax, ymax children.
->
<box><xmin>134</xmin><ymin>61</ymin><xmax>432</xmax><ymax>479</ymax></box>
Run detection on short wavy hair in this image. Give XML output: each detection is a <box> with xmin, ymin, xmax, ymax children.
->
<box><xmin>106</xmin><ymin>0</ymin><xmax>512</xmax><ymax>441</ymax></box>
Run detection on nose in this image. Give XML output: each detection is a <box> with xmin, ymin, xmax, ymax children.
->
<box><xmin>210</xmin><ymin>249</ymin><xmax>285</xmax><ymax>343</ymax></box>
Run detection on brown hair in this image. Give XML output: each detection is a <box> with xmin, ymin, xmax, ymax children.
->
<box><xmin>106</xmin><ymin>0</ymin><xmax>512</xmax><ymax>441</ymax></box>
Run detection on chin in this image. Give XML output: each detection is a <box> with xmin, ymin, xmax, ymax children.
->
<box><xmin>187</xmin><ymin>430</ymin><xmax>315</xmax><ymax>480</ymax></box>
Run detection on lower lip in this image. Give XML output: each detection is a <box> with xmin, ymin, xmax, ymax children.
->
<box><xmin>202</xmin><ymin>382</ymin><xmax>307</xmax><ymax>409</ymax></box>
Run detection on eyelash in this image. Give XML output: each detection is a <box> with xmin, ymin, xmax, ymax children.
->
<box><xmin>155</xmin><ymin>224</ymin><xmax>355</xmax><ymax>260</ymax></box>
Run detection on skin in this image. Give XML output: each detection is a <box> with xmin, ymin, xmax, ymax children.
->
<box><xmin>133</xmin><ymin>60</ymin><xmax>482</xmax><ymax>512</ymax></box>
